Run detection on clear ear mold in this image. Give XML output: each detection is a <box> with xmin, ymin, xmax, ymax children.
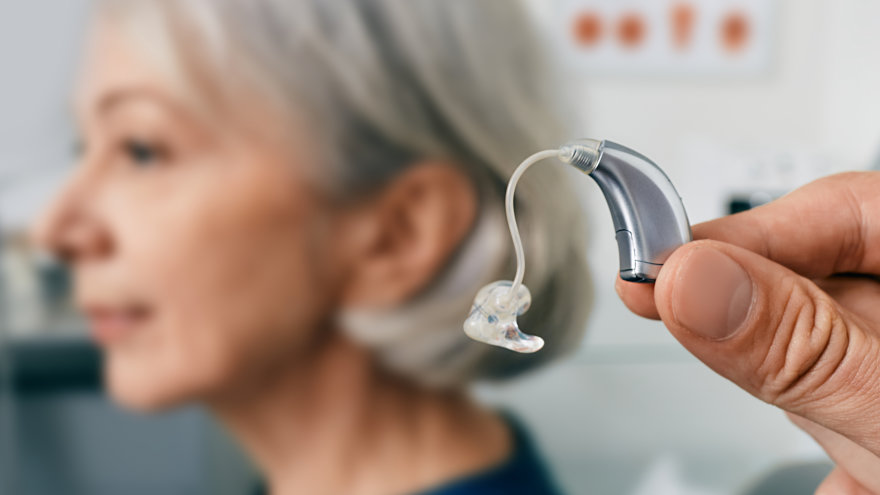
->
<box><xmin>463</xmin><ymin>281</ymin><xmax>543</xmax><ymax>353</ymax></box>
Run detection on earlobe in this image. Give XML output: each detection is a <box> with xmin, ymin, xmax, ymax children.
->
<box><xmin>339</xmin><ymin>162</ymin><xmax>478</xmax><ymax>309</ymax></box>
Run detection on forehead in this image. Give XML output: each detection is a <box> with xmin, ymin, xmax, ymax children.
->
<box><xmin>75</xmin><ymin>16</ymin><xmax>186</xmax><ymax>116</ymax></box>
<box><xmin>75</xmin><ymin>7</ymin><xmax>317</xmax><ymax>164</ymax></box>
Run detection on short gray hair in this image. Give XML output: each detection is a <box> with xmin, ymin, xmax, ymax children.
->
<box><xmin>99</xmin><ymin>0</ymin><xmax>593</xmax><ymax>386</ymax></box>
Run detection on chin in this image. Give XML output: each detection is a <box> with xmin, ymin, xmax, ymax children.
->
<box><xmin>103</xmin><ymin>352</ymin><xmax>202</xmax><ymax>412</ymax></box>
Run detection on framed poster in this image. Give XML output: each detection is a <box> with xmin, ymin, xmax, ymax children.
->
<box><xmin>554</xmin><ymin>0</ymin><xmax>776</xmax><ymax>76</ymax></box>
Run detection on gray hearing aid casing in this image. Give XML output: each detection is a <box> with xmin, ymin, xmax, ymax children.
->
<box><xmin>559</xmin><ymin>139</ymin><xmax>692</xmax><ymax>283</ymax></box>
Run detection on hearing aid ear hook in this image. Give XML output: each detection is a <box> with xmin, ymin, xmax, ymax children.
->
<box><xmin>463</xmin><ymin>140</ymin><xmax>692</xmax><ymax>353</ymax></box>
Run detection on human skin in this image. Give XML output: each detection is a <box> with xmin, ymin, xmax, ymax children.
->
<box><xmin>616</xmin><ymin>172</ymin><xmax>880</xmax><ymax>493</ymax></box>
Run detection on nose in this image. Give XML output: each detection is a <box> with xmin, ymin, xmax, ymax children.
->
<box><xmin>31</xmin><ymin>174</ymin><xmax>112</xmax><ymax>264</ymax></box>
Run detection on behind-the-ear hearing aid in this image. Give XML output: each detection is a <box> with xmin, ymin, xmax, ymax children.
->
<box><xmin>464</xmin><ymin>139</ymin><xmax>692</xmax><ymax>353</ymax></box>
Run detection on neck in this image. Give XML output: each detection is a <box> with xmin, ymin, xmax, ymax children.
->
<box><xmin>208</xmin><ymin>333</ymin><xmax>511</xmax><ymax>495</ymax></box>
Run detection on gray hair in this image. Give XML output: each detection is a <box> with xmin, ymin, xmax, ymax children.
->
<box><xmin>99</xmin><ymin>0</ymin><xmax>593</xmax><ymax>386</ymax></box>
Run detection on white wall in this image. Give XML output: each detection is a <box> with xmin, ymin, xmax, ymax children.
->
<box><xmin>0</xmin><ymin>0</ymin><xmax>88</xmax><ymax>230</ymax></box>
<box><xmin>821</xmin><ymin>1</ymin><xmax>880</xmax><ymax>163</ymax></box>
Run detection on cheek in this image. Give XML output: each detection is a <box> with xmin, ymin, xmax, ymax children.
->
<box><xmin>102</xmin><ymin>161</ymin><xmax>339</xmax><ymax>408</ymax></box>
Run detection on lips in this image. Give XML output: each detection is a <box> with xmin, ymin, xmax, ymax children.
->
<box><xmin>85</xmin><ymin>304</ymin><xmax>153</xmax><ymax>346</ymax></box>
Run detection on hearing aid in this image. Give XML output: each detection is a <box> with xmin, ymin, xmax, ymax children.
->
<box><xmin>464</xmin><ymin>139</ymin><xmax>692</xmax><ymax>353</ymax></box>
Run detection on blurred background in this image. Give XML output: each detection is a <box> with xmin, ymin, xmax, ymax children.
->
<box><xmin>2</xmin><ymin>0</ymin><xmax>879</xmax><ymax>493</ymax></box>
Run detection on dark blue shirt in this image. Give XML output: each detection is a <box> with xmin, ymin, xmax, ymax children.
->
<box><xmin>418</xmin><ymin>415</ymin><xmax>563</xmax><ymax>495</ymax></box>
<box><xmin>252</xmin><ymin>416</ymin><xmax>563</xmax><ymax>495</ymax></box>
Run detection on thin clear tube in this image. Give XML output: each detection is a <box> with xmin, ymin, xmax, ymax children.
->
<box><xmin>504</xmin><ymin>149</ymin><xmax>558</xmax><ymax>304</ymax></box>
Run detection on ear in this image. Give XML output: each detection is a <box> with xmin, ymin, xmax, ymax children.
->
<box><xmin>339</xmin><ymin>162</ymin><xmax>478</xmax><ymax>309</ymax></box>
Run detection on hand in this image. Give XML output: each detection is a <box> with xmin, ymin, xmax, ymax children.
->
<box><xmin>788</xmin><ymin>413</ymin><xmax>878</xmax><ymax>494</ymax></box>
<box><xmin>616</xmin><ymin>172</ymin><xmax>880</xmax><ymax>492</ymax></box>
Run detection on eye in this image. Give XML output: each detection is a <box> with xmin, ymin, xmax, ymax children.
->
<box><xmin>124</xmin><ymin>139</ymin><xmax>167</xmax><ymax>167</ymax></box>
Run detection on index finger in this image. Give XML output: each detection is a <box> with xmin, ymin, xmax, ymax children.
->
<box><xmin>616</xmin><ymin>171</ymin><xmax>880</xmax><ymax>320</ymax></box>
<box><xmin>695</xmin><ymin>172</ymin><xmax>880</xmax><ymax>278</ymax></box>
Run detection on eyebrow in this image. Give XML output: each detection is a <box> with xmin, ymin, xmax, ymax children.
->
<box><xmin>95</xmin><ymin>88</ymin><xmax>171</xmax><ymax>115</ymax></box>
<box><xmin>71</xmin><ymin>88</ymin><xmax>168</xmax><ymax>126</ymax></box>
<box><xmin>74</xmin><ymin>85</ymin><xmax>223</xmax><ymax>142</ymax></box>
<box><xmin>72</xmin><ymin>87</ymin><xmax>206</xmax><ymax>133</ymax></box>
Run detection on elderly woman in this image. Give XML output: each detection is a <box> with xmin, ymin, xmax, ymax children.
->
<box><xmin>35</xmin><ymin>1</ymin><xmax>592</xmax><ymax>494</ymax></box>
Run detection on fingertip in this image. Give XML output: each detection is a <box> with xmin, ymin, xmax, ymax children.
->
<box><xmin>653</xmin><ymin>240</ymin><xmax>754</xmax><ymax>341</ymax></box>
<box><xmin>616</xmin><ymin>239</ymin><xmax>737</xmax><ymax>323</ymax></box>
<box><xmin>615</xmin><ymin>275</ymin><xmax>661</xmax><ymax>320</ymax></box>
<box><xmin>652</xmin><ymin>241</ymin><xmax>706</xmax><ymax>322</ymax></box>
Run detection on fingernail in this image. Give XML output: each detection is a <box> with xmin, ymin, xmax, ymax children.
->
<box><xmin>672</xmin><ymin>247</ymin><xmax>753</xmax><ymax>340</ymax></box>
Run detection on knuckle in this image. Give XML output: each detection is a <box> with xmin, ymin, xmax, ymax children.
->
<box><xmin>756</xmin><ymin>285</ymin><xmax>850</xmax><ymax>408</ymax></box>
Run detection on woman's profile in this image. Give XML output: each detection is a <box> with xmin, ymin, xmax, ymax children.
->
<box><xmin>35</xmin><ymin>1</ymin><xmax>593</xmax><ymax>494</ymax></box>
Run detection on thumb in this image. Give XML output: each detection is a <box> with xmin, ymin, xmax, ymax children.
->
<box><xmin>654</xmin><ymin>240</ymin><xmax>880</xmax><ymax>456</ymax></box>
